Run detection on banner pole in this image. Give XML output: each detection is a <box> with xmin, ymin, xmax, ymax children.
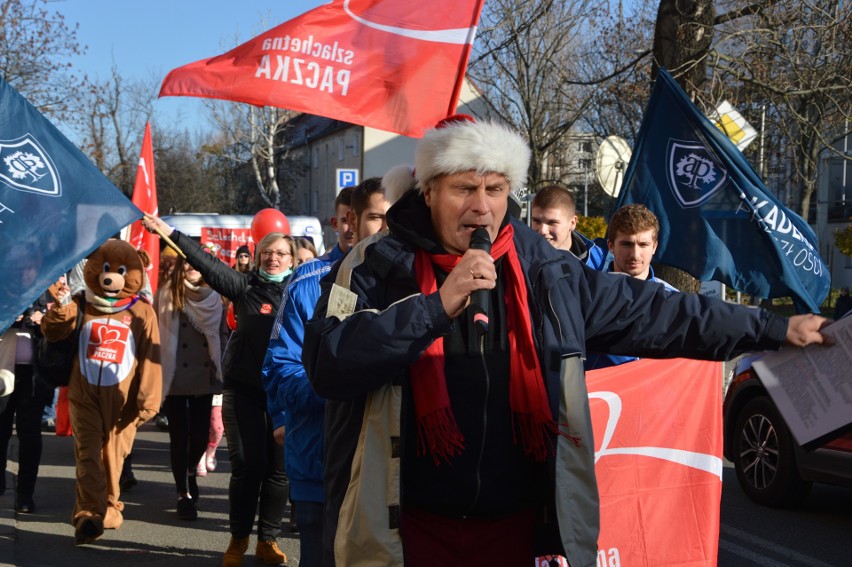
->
<box><xmin>152</xmin><ymin>225</ymin><xmax>187</xmax><ymax>259</ymax></box>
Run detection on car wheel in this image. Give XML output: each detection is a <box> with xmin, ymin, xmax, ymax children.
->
<box><xmin>732</xmin><ymin>396</ymin><xmax>811</xmax><ymax>507</ymax></box>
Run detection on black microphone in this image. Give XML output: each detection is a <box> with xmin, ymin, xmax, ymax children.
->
<box><xmin>469</xmin><ymin>227</ymin><xmax>492</xmax><ymax>335</ymax></box>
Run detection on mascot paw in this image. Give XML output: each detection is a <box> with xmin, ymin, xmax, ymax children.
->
<box><xmin>74</xmin><ymin>516</ymin><xmax>104</xmax><ymax>545</ymax></box>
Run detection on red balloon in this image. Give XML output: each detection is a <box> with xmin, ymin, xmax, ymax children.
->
<box><xmin>251</xmin><ymin>208</ymin><xmax>290</xmax><ymax>243</ymax></box>
<box><xmin>226</xmin><ymin>302</ymin><xmax>237</xmax><ymax>330</ymax></box>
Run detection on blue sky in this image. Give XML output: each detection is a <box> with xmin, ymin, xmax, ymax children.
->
<box><xmin>54</xmin><ymin>0</ymin><xmax>328</xmax><ymax>133</ymax></box>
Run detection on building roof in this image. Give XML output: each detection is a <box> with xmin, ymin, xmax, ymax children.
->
<box><xmin>285</xmin><ymin>114</ymin><xmax>354</xmax><ymax>148</ymax></box>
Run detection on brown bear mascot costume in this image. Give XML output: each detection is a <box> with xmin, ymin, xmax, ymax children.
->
<box><xmin>41</xmin><ymin>240</ymin><xmax>162</xmax><ymax>544</ymax></box>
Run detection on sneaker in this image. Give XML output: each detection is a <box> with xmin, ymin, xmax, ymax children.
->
<box><xmin>205</xmin><ymin>447</ymin><xmax>218</xmax><ymax>472</ymax></box>
<box><xmin>15</xmin><ymin>496</ymin><xmax>35</xmax><ymax>514</ymax></box>
<box><xmin>196</xmin><ymin>461</ymin><xmax>207</xmax><ymax>477</ymax></box>
<box><xmin>255</xmin><ymin>540</ymin><xmax>287</xmax><ymax>565</ymax></box>
<box><xmin>176</xmin><ymin>496</ymin><xmax>197</xmax><ymax>521</ymax></box>
<box><xmin>41</xmin><ymin>418</ymin><xmax>56</xmax><ymax>432</ymax></box>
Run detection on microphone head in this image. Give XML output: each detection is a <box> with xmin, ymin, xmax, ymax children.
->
<box><xmin>469</xmin><ymin>227</ymin><xmax>492</xmax><ymax>252</ymax></box>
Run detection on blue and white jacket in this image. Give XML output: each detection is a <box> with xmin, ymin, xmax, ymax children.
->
<box><xmin>584</xmin><ymin>264</ymin><xmax>679</xmax><ymax>371</ymax></box>
<box><xmin>261</xmin><ymin>244</ymin><xmax>346</xmax><ymax>503</ymax></box>
<box><xmin>302</xmin><ymin>190</ymin><xmax>789</xmax><ymax>566</ymax></box>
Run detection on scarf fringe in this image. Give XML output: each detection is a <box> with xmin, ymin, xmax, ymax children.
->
<box><xmin>417</xmin><ymin>408</ymin><xmax>465</xmax><ymax>466</ymax></box>
<box><xmin>514</xmin><ymin>414</ymin><xmax>581</xmax><ymax>461</ymax></box>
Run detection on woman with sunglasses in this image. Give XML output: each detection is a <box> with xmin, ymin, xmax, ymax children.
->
<box><xmin>142</xmin><ymin>213</ymin><xmax>295</xmax><ymax>567</ymax></box>
<box><xmin>233</xmin><ymin>245</ymin><xmax>254</xmax><ymax>274</ymax></box>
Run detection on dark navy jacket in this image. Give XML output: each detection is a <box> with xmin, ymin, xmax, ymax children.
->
<box><xmin>303</xmin><ymin>191</ymin><xmax>788</xmax><ymax>566</ymax></box>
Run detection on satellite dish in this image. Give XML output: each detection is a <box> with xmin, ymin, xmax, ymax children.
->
<box><xmin>595</xmin><ymin>136</ymin><xmax>632</xmax><ymax>197</ymax></box>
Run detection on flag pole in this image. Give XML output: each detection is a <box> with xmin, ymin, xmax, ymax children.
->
<box><xmin>151</xmin><ymin>224</ymin><xmax>187</xmax><ymax>259</ymax></box>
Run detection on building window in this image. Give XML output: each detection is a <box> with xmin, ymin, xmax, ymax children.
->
<box><xmin>578</xmin><ymin>158</ymin><xmax>592</xmax><ymax>171</ymax></box>
<box><xmin>311</xmin><ymin>190</ymin><xmax>319</xmax><ymax>215</ymax></box>
<box><xmin>312</xmin><ymin>147</ymin><xmax>319</xmax><ymax>169</ymax></box>
<box><xmin>579</xmin><ymin>141</ymin><xmax>592</xmax><ymax>153</ymax></box>
<box><xmin>338</xmin><ymin>138</ymin><xmax>344</xmax><ymax>161</ymax></box>
<box><xmin>352</xmin><ymin>132</ymin><xmax>360</xmax><ymax>156</ymax></box>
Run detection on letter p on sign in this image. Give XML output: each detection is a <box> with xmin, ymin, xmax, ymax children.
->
<box><xmin>336</xmin><ymin>168</ymin><xmax>359</xmax><ymax>192</ymax></box>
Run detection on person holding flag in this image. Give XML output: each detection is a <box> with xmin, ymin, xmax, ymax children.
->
<box><xmin>142</xmin><ymin>214</ymin><xmax>294</xmax><ymax>567</ymax></box>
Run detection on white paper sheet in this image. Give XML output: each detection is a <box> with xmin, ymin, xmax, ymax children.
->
<box><xmin>752</xmin><ymin>315</ymin><xmax>852</xmax><ymax>447</ymax></box>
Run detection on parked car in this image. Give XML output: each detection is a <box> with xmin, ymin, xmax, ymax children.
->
<box><xmin>722</xmin><ymin>354</ymin><xmax>852</xmax><ymax>507</ymax></box>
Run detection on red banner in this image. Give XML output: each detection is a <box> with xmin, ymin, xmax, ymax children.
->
<box><xmin>128</xmin><ymin>123</ymin><xmax>159</xmax><ymax>294</ymax></box>
<box><xmin>158</xmin><ymin>0</ymin><xmax>484</xmax><ymax>137</ymax></box>
<box><xmin>200</xmin><ymin>227</ymin><xmax>253</xmax><ymax>266</ymax></box>
<box><xmin>587</xmin><ymin>358</ymin><xmax>723</xmax><ymax>567</ymax></box>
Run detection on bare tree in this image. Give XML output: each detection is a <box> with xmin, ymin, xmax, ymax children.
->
<box><xmin>577</xmin><ymin>0</ymin><xmax>660</xmax><ymax>215</ymax></box>
<box><xmin>578</xmin><ymin>0</ymin><xmax>659</xmax><ymax>144</ymax></box>
<box><xmin>74</xmin><ymin>68</ymin><xmax>156</xmax><ymax>193</ymax></box>
<box><xmin>0</xmin><ymin>0</ymin><xmax>88</xmax><ymax>118</ymax></box>
<box><xmin>155</xmin><ymin>129</ymin><xmax>234</xmax><ymax>215</ymax></box>
<box><xmin>708</xmin><ymin>0</ymin><xmax>852</xmax><ymax>218</ymax></box>
<box><xmin>469</xmin><ymin>0</ymin><xmax>604</xmax><ymax>191</ymax></box>
<box><xmin>202</xmin><ymin>100</ymin><xmax>302</xmax><ymax>212</ymax></box>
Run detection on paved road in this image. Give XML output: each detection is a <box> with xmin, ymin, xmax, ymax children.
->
<box><xmin>0</xmin><ymin>422</ymin><xmax>302</xmax><ymax>566</ymax></box>
<box><xmin>719</xmin><ymin>465</ymin><xmax>852</xmax><ymax>567</ymax></box>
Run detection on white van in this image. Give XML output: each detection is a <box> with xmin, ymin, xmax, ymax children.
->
<box><xmin>161</xmin><ymin>213</ymin><xmax>325</xmax><ymax>255</ymax></box>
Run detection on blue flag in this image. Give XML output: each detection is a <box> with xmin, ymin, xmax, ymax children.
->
<box><xmin>0</xmin><ymin>78</ymin><xmax>141</xmax><ymax>333</ymax></box>
<box><xmin>615</xmin><ymin>69</ymin><xmax>830</xmax><ymax>313</ymax></box>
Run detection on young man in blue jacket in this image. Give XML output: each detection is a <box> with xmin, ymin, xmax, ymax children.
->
<box><xmin>531</xmin><ymin>184</ymin><xmax>606</xmax><ymax>270</ymax></box>
<box><xmin>262</xmin><ymin>179</ymin><xmax>389</xmax><ymax>567</ymax></box>
<box><xmin>302</xmin><ymin>116</ymin><xmax>829</xmax><ymax>567</ymax></box>
<box><xmin>585</xmin><ymin>203</ymin><xmax>678</xmax><ymax>370</ymax></box>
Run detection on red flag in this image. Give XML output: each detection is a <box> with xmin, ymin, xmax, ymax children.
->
<box><xmin>158</xmin><ymin>0</ymin><xmax>484</xmax><ymax>137</ymax></box>
<box><xmin>588</xmin><ymin>359</ymin><xmax>723</xmax><ymax>566</ymax></box>
<box><xmin>128</xmin><ymin>122</ymin><xmax>160</xmax><ymax>294</ymax></box>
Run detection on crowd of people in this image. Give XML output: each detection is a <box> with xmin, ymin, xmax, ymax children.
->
<box><xmin>0</xmin><ymin>115</ymin><xmax>837</xmax><ymax>567</ymax></box>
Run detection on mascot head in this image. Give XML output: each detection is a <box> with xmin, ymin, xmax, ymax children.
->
<box><xmin>85</xmin><ymin>240</ymin><xmax>150</xmax><ymax>299</ymax></box>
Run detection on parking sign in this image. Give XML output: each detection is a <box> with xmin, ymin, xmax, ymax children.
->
<box><xmin>337</xmin><ymin>168</ymin><xmax>359</xmax><ymax>192</ymax></box>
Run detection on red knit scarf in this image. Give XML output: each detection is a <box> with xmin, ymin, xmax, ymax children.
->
<box><xmin>412</xmin><ymin>223</ymin><xmax>566</xmax><ymax>464</ymax></box>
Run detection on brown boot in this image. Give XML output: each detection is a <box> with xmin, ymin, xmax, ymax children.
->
<box><xmin>222</xmin><ymin>536</ymin><xmax>250</xmax><ymax>567</ymax></box>
<box><xmin>255</xmin><ymin>540</ymin><xmax>288</xmax><ymax>565</ymax></box>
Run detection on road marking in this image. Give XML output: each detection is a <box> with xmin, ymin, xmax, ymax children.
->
<box><xmin>718</xmin><ymin>540</ymin><xmax>794</xmax><ymax>566</ymax></box>
<box><xmin>720</xmin><ymin>524</ymin><xmax>837</xmax><ymax>567</ymax></box>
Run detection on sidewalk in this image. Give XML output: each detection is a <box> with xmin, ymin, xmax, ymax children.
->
<box><xmin>0</xmin><ymin>422</ymin><xmax>301</xmax><ymax>566</ymax></box>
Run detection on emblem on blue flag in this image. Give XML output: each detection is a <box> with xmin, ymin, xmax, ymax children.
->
<box><xmin>614</xmin><ymin>69</ymin><xmax>830</xmax><ymax>313</ymax></box>
<box><xmin>666</xmin><ymin>140</ymin><xmax>727</xmax><ymax>208</ymax></box>
<box><xmin>0</xmin><ymin>134</ymin><xmax>60</xmax><ymax>196</ymax></box>
<box><xmin>0</xmin><ymin>77</ymin><xmax>141</xmax><ymax>334</ymax></box>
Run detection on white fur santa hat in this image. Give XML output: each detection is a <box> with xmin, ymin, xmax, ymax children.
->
<box><xmin>381</xmin><ymin>114</ymin><xmax>531</xmax><ymax>199</ymax></box>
